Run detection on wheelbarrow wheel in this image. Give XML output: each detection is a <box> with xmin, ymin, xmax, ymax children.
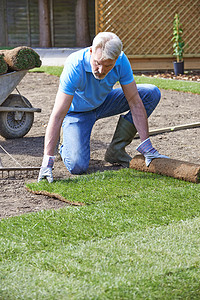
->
<box><xmin>0</xmin><ymin>94</ymin><xmax>34</xmax><ymax>139</ymax></box>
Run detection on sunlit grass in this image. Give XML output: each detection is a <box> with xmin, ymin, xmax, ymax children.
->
<box><xmin>30</xmin><ymin>66</ymin><xmax>200</xmax><ymax>94</ymax></box>
<box><xmin>1</xmin><ymin>169</ymin><xmax>200</xmax><ymax>299</ymax></box>
<box><xmin>134</xmin><ymin>75</ymin><xmax>200</xmax><ymax>94</ymax></box>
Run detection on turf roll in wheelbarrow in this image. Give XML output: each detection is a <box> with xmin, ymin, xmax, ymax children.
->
<box><xmin>0</xmin><ymin>46</ymin><xmax>41</xmax><ymax>71</ymax></box>
<box><xmin>0</xmin><ymin>54</ymin><xmax>8</xmax><ymax>75</ymax></box>
<box><xmin>130</xmin><ymin>155</ymin><xmax>200</xmax><ymax>183</ymax></box>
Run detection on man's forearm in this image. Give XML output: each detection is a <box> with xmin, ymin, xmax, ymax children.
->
<box><xmin>43</xmin><ymin>91</ymin><xmax>73</xmax><ymax>156</ymax></box>
<box><xmin>122</xmin><ymin>81</ymin><xmax>149</xmax><ymax>142</ymax></box>
<box><xmin>130</xmin><ymin>97</ymin><xmax>149</xmax><ymax>142</ymax></box>
<box><xmin>38</xmin><ymin>91</ymin><xmax>73</xmax><ymax>183</ymax></box>
<box><xmin>44</xmin><ymin>115</ymin><xmax>63</xmax><ymax>156</ymax></box>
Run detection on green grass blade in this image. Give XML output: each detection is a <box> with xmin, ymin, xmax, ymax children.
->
<box><xmin>29</xmin><ymin>66</ymin><xmax>200</xmax><ymax>94</ymax></box>
<box><xmin>1</xmin><ymin>217</ymin><xmax>200</xmax><ymax>299</ymax></box>
<box><xmin>134</xmin><ymin>75</ymin><xmax>200</xmax><ymax>94</ymax></box>
<box><xmin>1</xmin><ymin>164</ymin><xmax>200</xmax><ymax>299</ymax></box>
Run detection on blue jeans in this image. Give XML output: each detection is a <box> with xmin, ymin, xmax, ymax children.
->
<box><xmin>60</xmin><ymin>84</ymin><xmax>161</xmax><ymax>174</ymax></box>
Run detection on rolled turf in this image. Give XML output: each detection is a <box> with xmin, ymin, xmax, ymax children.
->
<box><xmin>0</xmin><ymin>46</ymin><xmax>41</xmax><ymax>71</ymax></box>
<box><xmin>0</xmin><ymin>54</ymin><xmax>8</xmax><ymax>75</ymax></box>
<box><xmin>130</xmin><ymin>155</ymin><xmax>200</xmax><ymax>183</ymax></box>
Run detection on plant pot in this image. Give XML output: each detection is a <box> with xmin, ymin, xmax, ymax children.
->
<box><xmin>173</xmin><ymin>61</ymin><xmax>184</xmax><ymax>75</ymax></box>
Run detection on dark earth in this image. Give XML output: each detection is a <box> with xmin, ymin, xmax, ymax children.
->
<box><xmin>0</xmin><ymin>70</ymin><xmax>199</xmax><ymax>219</ymax></box>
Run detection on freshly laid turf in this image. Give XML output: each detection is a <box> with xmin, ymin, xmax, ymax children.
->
<box><xmin>1</xmin><ymin>218</ymin><xmax>200</xmax><ymax>299</ymax></box>
<box><xmin>1</xmin><ymin>67</ymin><xmax>199</xmax><ymax>299</ymax></box>
<box><xmin>1</xmin><ymin>169</ymin><xmax>200</xmax><ymax>299</ymax></box>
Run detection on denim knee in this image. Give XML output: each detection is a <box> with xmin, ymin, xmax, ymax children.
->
<box><xmin>144</xmin><ymin>84</ymin><xmax>161</xmax><ymax>105</ymax></box>
<box><xmin>137</xmin><ymin>84</ymin><xmax>161</xmax><ymax>117</ymax></box>
<box><xmin>153</xmin><ymin>85</ymin><xmax>161</xmax><ymax>105</ymax></box>
<box><xmin>64</xmin><ymin>157</ymin><xmax>89</xmax><ymax>175</ymax></box>
<box><xmin>125</xmin><ymin>84</ymin><xmax>161</xmax><ymax>123</ymax></box>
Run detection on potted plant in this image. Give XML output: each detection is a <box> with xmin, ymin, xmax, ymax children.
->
<box><xmin>172</xmin><ymin>13</ymin><xmax>185</xmax><ymax>75</ymax></box>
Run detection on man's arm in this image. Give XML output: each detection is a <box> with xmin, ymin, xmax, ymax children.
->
<box><xmin>121</xmin><ymin>80</ymin><xmax>169</xmax><ymax>166</ymax></box>
<box><xmin>121</xmin><ymin>80</ymin><xmax>149</xmax><ymax>142</ymax></box>
<box><xmin>44</xmin><ymin>90</ymin><xmax>73</xmax><ymax>156</ymax></box>
<box><xmin>38</xmin><ymin>90</ymin><xmax>73</xmax><ymax>183</ymax></box>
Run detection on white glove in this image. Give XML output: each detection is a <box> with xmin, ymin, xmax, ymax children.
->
<box><xmin>38</xmin><ymin>155</ymin><xmax>55</xmax><ymax>183</ymax></box>
<box><xmin>136</xmin><ymin>138</ymin><xmax>169</xmax><ymax>167</ymax></box>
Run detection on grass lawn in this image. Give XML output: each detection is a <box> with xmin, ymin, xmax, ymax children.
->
<box><xmin>30</xmin><ymin>66</ymin><xmax>200</xmax><ymax>94</ymax></box>
<box><xmin>1</xmin><ymin>67</ymin><xmax>199</xmax><ymax>299</ymax></box>
<box><xmin>1</xmin><ymin>169</ymin><xmax>200</xmax><ymax>299</ymax></box>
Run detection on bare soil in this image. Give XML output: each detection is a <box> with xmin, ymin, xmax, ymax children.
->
<box><xmin>0</xmin><ymin>71</ymin><xmax>199</xmax><ymax>219</ymax></box>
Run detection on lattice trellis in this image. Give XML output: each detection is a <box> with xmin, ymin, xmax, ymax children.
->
<box><xmin>95</xmin><ymin>0</ymin><xmax>200</xmax><ymax>57</ymax></box>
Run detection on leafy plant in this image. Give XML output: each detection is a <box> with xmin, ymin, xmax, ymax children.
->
<box><xmin>172</xmin><ymin>13</ymin><xmax>185</xmax><ymax>62</ymax></box>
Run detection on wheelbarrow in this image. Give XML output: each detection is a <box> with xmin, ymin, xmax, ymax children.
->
<box><xmin>0</xmin><ymin>70</ymin><xmax>41</xmax><ymax>139</ymax></box>
<box><xmin>0</xmin><ymin>70</ymin><xmax>41</xmax><ymax>177</ymax></box>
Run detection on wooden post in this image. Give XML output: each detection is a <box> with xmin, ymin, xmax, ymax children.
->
<box><xmin>134</xmin><ymin>122</ymin><xmax>200</xmax><ymax>138</ymax></box>
<box><xmin>0</xmin><ymin>0</ymin><xmax>7</xmax><ymax>46</ymax></box>
<box><xmin>75</xmin><ymin>0</ymin><xmax>91</xmax><ymax>47</ymax></box>
<box><xmin>38</xmin><ymin>0</ymin><xmax>51</xmax><ymax>47</ymax></box>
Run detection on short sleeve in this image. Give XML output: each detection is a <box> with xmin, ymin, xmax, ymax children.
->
<box><xmin>119</xmin><ymin>53</ymin><xmax>134</xmax><ymax>85</ymax></box>
<box><xmin>59</xmin><ymin>59</ymin><xmax>82</xmax><ymax>95</ymax></box>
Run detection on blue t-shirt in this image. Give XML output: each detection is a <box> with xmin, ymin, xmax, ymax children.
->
<box><xmin>59</xmin><ymin>47</ymin><xmax>134</xmax><ymax>112</ymax></box>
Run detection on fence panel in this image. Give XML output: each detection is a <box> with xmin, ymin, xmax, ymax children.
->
<box><xmin>95</xmin><ymin>0</ymin><xmax>200</xmax><ymax>57</ymax></box>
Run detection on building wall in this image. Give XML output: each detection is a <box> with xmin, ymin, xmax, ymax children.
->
<box><xmin>0</xmin><ymin>0</ymin><xmax>95</xmax><ymax>47</ymax></box>
<box><xmin>1</xmin><ymin>0</ymin><xmax>199</xmax><ymax>70</ymax></box>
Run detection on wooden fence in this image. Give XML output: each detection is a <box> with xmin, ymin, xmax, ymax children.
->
<box><xmin>95</xmin><ymin>0</ymin><xmax>200</xmax><ymax>70</ymax></box>
<box><xmin>0</xmin><ymin>0</ymin><xmax>95</xmax><ymax>48</ymax></box>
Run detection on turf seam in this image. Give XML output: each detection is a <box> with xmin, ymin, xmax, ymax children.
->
<box><xmin>25</xmin><ymin>187</ymin><xmax>85</xmax><ymax>206</ymax></box>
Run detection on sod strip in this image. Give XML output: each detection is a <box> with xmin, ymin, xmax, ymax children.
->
<box><xmin>26</xmin><ymin>187</ymin><xmax>85</xmax><ymax>206</ymax></box>
<box><xmin>0</xmin><ymin>217</ymin><xmax>199</xmax><ymax>299</ymax></box>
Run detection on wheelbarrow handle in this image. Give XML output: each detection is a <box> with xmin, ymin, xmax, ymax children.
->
<box><xmin>0</xmin><ymin>106</ymin><xmax>41</xmax><ymax>112</ymax></box>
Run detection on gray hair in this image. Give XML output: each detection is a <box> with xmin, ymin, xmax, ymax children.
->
<box><xmin>92</xmin><ymin>32</ymin><xmax>123</xmax><ymax>60</ymax></box>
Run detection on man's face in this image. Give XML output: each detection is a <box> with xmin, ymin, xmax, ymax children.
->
<box><xmin>90</xmin><ymin>47</ymin><xmax>116</xmax><ymax>80</ymax></box>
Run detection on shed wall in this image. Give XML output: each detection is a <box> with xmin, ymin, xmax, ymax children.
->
<box><xmin>0</xmin><ymin>0</ymin><xmax>95</xmax><ymax>47</ymax></box>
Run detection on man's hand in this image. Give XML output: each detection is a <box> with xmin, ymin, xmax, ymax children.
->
<box><xmin>38</xmin><ymin>155</ymin><xmax>55</xmax><ymax>183</ymax></box>
<box><xmin>38</xmin><ymin>167</ymin><xmax>54</xmax><ymax>183</ymax></box>
<box><xmin>136</xmin><ymin>138</ymin><xmax>169</xmax><ymax>167</ymax></box>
